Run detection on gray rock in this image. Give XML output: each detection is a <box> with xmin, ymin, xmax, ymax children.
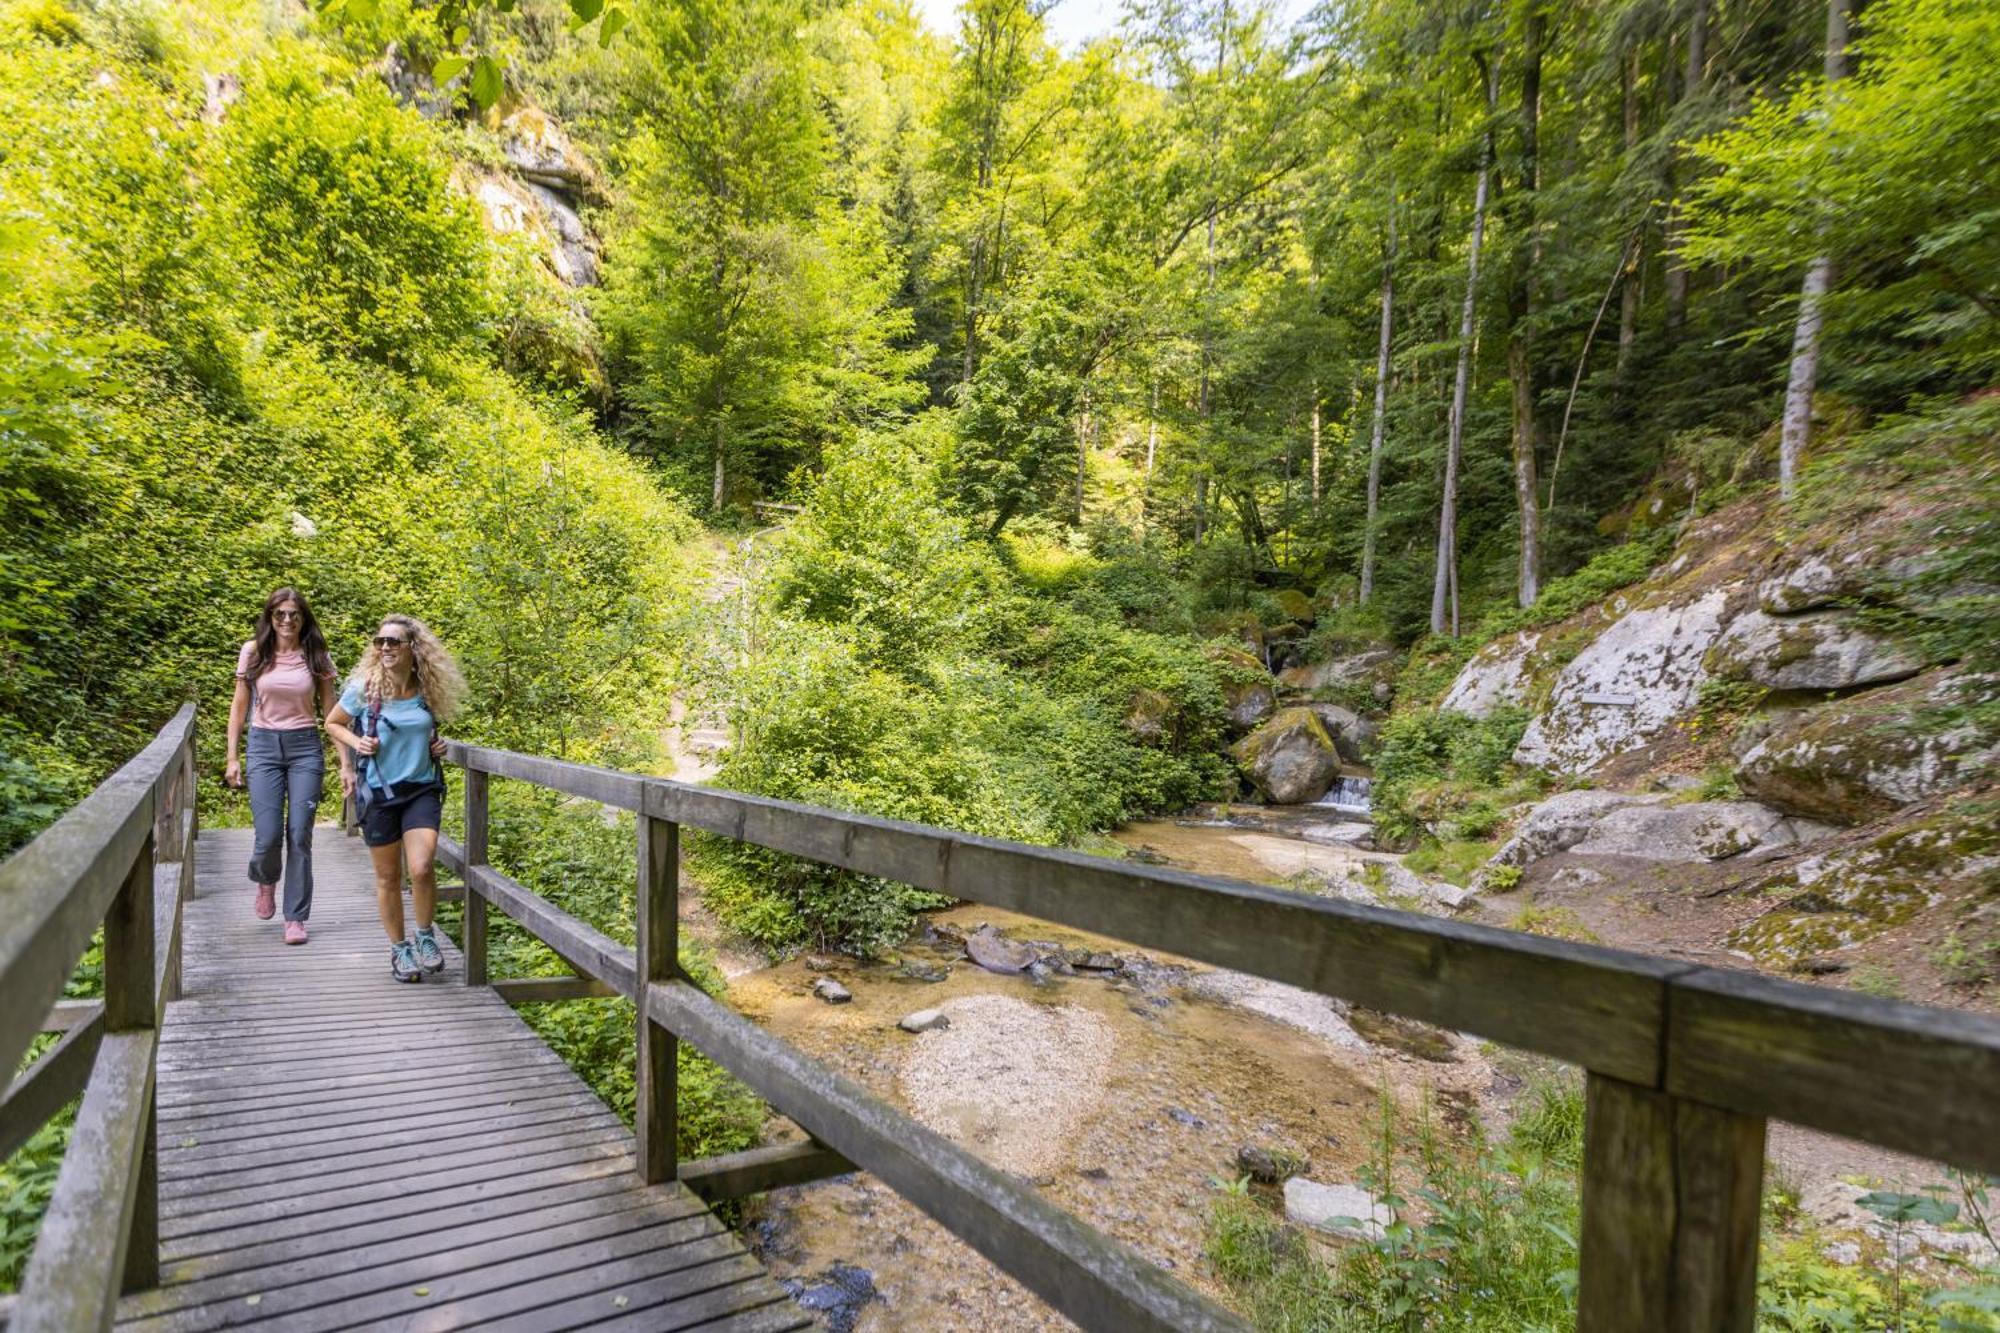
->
<box><xmin>1236</xmin><ymin>1144</ymin><xmax>1309</xmax><ymax>1184</ymax></box>
<box><xmin>1707</xmin><ymin>610</ymin><xmax>1923</xmax><ymax>692</ymax></box>
<box><xmin>1758</xmin><ymin>553</ymin><xmax>1866</xmax><ymax>614</ymax></box>
<box><xmin>1569</xmin><ymin>800</ymin><xmax>1820</xmax><ymax>862</ymax></box>
<box><xmin>965</xmin><ymin>926</ymin><xmax>1036</xmax><ymax>975</ymax></box>
<box><xmin>811</xmin><ymin>977</ymin><xmax>852</xmax><ymax>1004</ymax></box>
<box><xmin>1283</xmin><ymin>1178</ymin><xmax>1391</xmax><ymax>1242</ymax></box>
<box><xmin>1232</xmin><ymin>708</ymin><xmax>1343</xmax><ymax>805</ymax></box>
<box><xmin>1304</xmin><ymin>703</ymin><xmax>1379</xmax><ymax>764</ymax></box>
<box><xmin>1486</xmin><ymin>790</ymin><xmax>1662</xmax><ymax>871</ymax></box>
<box><xmin>1277</xmin><ymin>647</ymin><xmax>1399</xmax><ymax>694</ymax></box>
<box><xmin>1441</xmin><ymin>630</ymin><xmax>1542</xmax><ymax>719</ymax></box>
<box><xmin>898</xmin><ymin>1008</ymin><xmax>950</xmax><ymax>1033</ymax></box>
<box><xmin>1514</xmin><ymin>589</ymin><xmax>1731</xmax><ymax>774</ymax></box>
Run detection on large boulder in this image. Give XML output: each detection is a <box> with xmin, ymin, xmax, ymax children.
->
<box><xmin>1706</xmin><ymin>610</ymin><xmax>1922</xmax><ymax>692</ymax></box>
<box><xmin>498</xmin><ymin>106</ymin><xmax>599</xmax><ymax>196</ymax></box>
<box><xmin>1304</xmin><ymin>702</ymin><xmax>1377</xmax><ymax>764</ymax></box>
<box><xmin>1486</xmin><ymin>790</ymin><xmax>1658</xmax><ymax>870</ymax></box>
<box><xmin>1440</xmin><ymin>630</ymin><xmax>1541</xmax><ymax>719</ymax></box>
<box><xmin>1757</xmin><ymin>552</ymin><xmax>1870</xmax><ymax>615</ymax></box>
<box><xmin>1514</xmin><ymin>589</ymin><xmax>1732</xmax><ymax>774</ymax></box>
<box><xmin>1278</xmin><ymin>647</ymin><xmax>1399</xmax><ymax>700</ymax></box>
<box><xmin>1232</xmin><ymin>707</ymin><xmax>1342</xmax><ymax>804</ymax></box>
<box><xmin>1569</xmin><ymin>800</ymin><xmax>1824</xmax><ymax>862</ymax></box>
<box><xmin>1284</xmin><ymin>1179</ymin><xmax>1391</xmax><ymax>1241</ymax></box>
<box><xmin>1734</xmin><ymin>673</ymin><xmax>1998</xmax><ymax>824</ymax></box>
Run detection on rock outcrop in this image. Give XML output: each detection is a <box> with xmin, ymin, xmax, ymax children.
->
<box><xmin>1440</xmin><ymin>630</ymin><xmax>1541</xmax><ymax>719</ymax></box>
<box><xmin>1513</xmin><ymin>589</ymin><xmax>1732</xmax><ymax>774</ymax></box>
<box><xmin>1486</xmin><ymin>788</ymin><xmax>1825</xmax><ymax>874</ymax></box>
<box><xmin>1278</xmin><ymin>647</ymin><xmax>1398</xmax><ymax>702</ymax></box>
<box><xmin>1205</xmin><ymin>645</ymin><xmax>1278</xmax><ymax>732</ymax></box>
<box><xmin>1706</xmin><ymin>609</ymin><xmax>1922</xmax><ymax>692</ymax></box>
<box><xmin>1735</xmin><ymin>672</ymin><xmax>1997</xmax><ymax>824</ymax></box>
<box><xmin>1283</xmin><ymin>1179</ymin><xmax>1391</xmax><ymax>1241</ymax></box>
<box><xmin>1231</xmin><ymin>708</ymin><xmax>1343</xmax><ymax>804</ymax></box>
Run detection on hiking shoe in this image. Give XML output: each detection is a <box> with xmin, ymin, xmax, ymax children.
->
<box><xmin>254</xmin><ymin>883</ymin><xmax>276</xmax><ymax>920</ymax></box>
<box><xmin>284</xmin><ymin>920</ymin><xmax>308</xmax><ymax>946</ymax></box>
<box><xmin>390</xmin><ymin>940</ymin><xmax>423</xmax><ymax>984</ymax></box>
<box><xmin>413</xmin><ymin>928</ymin><xmax>444</xmax><ymax>974</ymax></box>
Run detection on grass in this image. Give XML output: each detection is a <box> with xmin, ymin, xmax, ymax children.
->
<box><xmin>1510</xmin><ymin>904</ymin><xmax>1602</xmax><ymax>944</ymax></box>
<box><xmin>1402</xmin><ymin>838</ymin><xmax>1500</xmax><ymax>887</ymax></box>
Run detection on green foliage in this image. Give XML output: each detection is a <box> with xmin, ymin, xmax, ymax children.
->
<box><xmin>1371</xmin><ymin>707</ymin><xmax>1532</xmax><ymax>847</ymax></box>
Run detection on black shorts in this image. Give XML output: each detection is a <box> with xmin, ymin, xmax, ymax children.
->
<box><xmin>360</xmin><ymin>785</ymin><xmax>443</xmax><ymax>847</ymax></box>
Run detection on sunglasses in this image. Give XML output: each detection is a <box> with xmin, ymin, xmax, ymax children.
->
<box><xmin>373</xmin><ymin>635</ymin><xmax>410</xmax><ymax>649</ymax></box>
<box><xmin>272</xmin><ymin>610</ymin><xmax>301</xmax><ymax>623</ymax></box>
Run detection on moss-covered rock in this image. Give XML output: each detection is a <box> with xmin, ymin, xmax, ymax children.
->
<box><xmin>1734</xmin><ymin>671</ymin><xmax>1999</xmax><ymax>824</ymax></box>
<box><xmin>1205</xmin><ymin>644</ymin><xmax>1277</xmax><ymax>732</ymax></box>
<box><xmin>1231</xmin><ymin>707</ymin><xmax>1342</xmax><ymax>804</ymax></box>
<box><xmin>1705</xmin><ymin>609</ymin><xmax>1923</xmax><ymax>691</ymax></box>
<box><xmin>1269</xmin><ymin>588</ymin><xmax>1315</xmax><ymax>626</ymax></box>
<box><xmin>1440</xmin><ymin>630</ymin><xmax>1542</xmax><ymax>719</ymax></box>
<box><xmin>1727</xmin><ymin>811</ymin><xmax>1998</xmax><ymax>966</ymax></box>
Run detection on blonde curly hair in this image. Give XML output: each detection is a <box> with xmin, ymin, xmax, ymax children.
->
<box><xmin>348</xmin><ymin>614</ymin><xmax>466</xmax><ymax>723</ymax></box>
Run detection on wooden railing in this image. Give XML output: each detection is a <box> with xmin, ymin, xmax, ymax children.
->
<box><xmin>436</xmin><ymin>740</ymin><xmax>2000</xmax><ymax>1333</ymax></box>
<box><xmin>0</xmin><ymin>704</ymin><xmax>197</xmax><ymax>1332</ymax></box>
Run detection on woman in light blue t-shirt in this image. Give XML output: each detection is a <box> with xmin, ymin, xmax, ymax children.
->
<box><xmin>325</xmin><ymin>615</ymin><xmax>466</xmax><ymax>984</ymax></box>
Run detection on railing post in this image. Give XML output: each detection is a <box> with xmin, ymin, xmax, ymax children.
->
<box><xmin>104</xmin><ymin>823</ymin><xmax>159</xmax><ymax>1293</ymax></box>
<box><xmin>635</xmin><ymin>811</ymin><xmax>678</xmax><ymax>1184</ymax></box>
<box><xmin>1578</xmin><ymin>1073</ymin><xmax>1764</xmax><ymax>1332</ymax></box>
<box><xmin>463</xmin><ymin>767</ymin><xmax>489</xmax><ymax>987</ymax></box>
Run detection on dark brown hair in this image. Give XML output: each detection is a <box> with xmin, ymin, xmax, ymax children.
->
<box><xmin>246</xmin><ymin>587</ymin><xmax>336</xmax><ymax>682</ymax></box>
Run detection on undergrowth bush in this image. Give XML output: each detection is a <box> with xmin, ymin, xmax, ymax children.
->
<box><xmin>1370</xmin><ymin>707</ymin><xmax>1533</xmax><ymax>847</ymax></box>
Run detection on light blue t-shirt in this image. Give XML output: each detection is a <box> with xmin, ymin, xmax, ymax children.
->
<box><xmin>339</xmin><ymin>685</ymin><xmax>439</xmax><ymax>791</ymax></box>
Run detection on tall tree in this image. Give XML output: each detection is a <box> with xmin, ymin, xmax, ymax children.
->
<box><xmin>1505</xmin><ymin>0</ymin><xmax>1545</xmax><ymax>606</ymax></box>
<box><xmin>1432</xmin><ymin>52</ymin><xmax>1498</xmax><ymax>636</ymax></box>
<box><xmin>1777</xmin><ymin>0</ymin><xmax>1851</xmax><ymax>500</ymax></box>
<box><xmin>1359</xmin><ymin>183</ymin><xmax>1395</xmax><ymax>605</ymax></box>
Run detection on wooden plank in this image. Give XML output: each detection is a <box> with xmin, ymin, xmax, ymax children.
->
<box><xmin>122</xmin><ymin>1191</ymin><xmax>699</xmax><ymax>1324</ymax></box>
<box><xmin>1577</xmin><ymin>1074</ymin><xmax>1764</xmax><ymax>1333</ymax></box>
<box><xmin>494</xmin><ymin>975</ymin><xmax>618</xmax><ymax>1004</ymax></box>
<box><xmin>13</xmin><ymin>1029</ymin><xmax>158</xmax><ymax>1333</ymax></box>
<box><xmin>594</xmin><ymin>1297</ymin><xmax>811</xmax><ymax>1333</ymax></box>
<box><xmin>678</xmin><ymin>1140</ymin><xmax>855</xmax><ymax>1202</ymax></box>
<box><xmin>397</xmin><ymin>1247</ymin><xmax>767</xmax><ymax>1333</ymax></box>
<box><xmin>650</xmin><ymin>977</ymin><xmax>1245</xmax><ymax>1333</ymax></box>
<box><xmin>0</xmin><ymin>1009</ymin><xmax>103</xmax><ymax>1162</ymax></box>
<box><xmin>40</xmin><ymin>999</ymin><xmax>103</xmax><ymax>1033</ymax></box>
<box><xmin>444</xmin><ymin>742</ymin><xmax>646</xmax><ymax>811</ymax></box>
<box><xmin>640</xmin><ymin>783</ymin><xmax>1681</xmax><ymax>1085</ymax></box>
<box><xmin>1667</xmin><ymin>965</ymin><xmax>2000</xmax><ymax>1174</ymax></box>
<box><xmin>638</xmin><ymin>813</ymin><xmax>678</xmax><ymax>1184</ymax></box>
<box><xmin>122</xmin><ymin>1207</ymin><xmax>721</xmax><ymax>1333</ymax></box>
<box><xmin>464</xmin><ymin>862</ymin><xmax>639</xmax><ymax>998</ymax></box>
<box><xmin>157</xmin><ymin>1067</ymin><xmax>580</xmax><ymax>1132</ymax></box>
<box><xmin>473</xmin><ymin>1266</ymin><xmax>789</xmax><ymax>1333</ymax></box>
<box><xmin>463</xmin><ymin>766</ymin><xmax>489</xmax><ymax>986</ymax></box>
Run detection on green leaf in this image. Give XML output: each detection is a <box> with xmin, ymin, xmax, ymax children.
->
<box><xmin>569</xmin><ymin>0</ymin><xmax>605</xmax><ymax>21</ymax></box>
<box><xmin>598</xmin><ymin>7</ymin><xmax>629</xmax><ymax>46</ymax></box>
<box><xmin>469</xmin><ymin>55</ymin><xmax>504</xmax><ymax>110</ymax></box>
<box><xmin>431</xmin><ymin>55</ymin><xmax>469</xmax><ymax>85</ymax></box>
<box><xmin>344</xmin><ymin>0</ymin><xmax>379</xmax><ymax>17</ymax></box>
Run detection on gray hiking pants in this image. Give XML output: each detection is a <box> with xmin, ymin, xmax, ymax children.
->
<box><xmin>246</xmin><ymin>726</ymin><xmax>325</xmax><ymax>921</ymax></box>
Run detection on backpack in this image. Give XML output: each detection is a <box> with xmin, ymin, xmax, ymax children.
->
<box><xmin>354</xmin><ymin>692</ymin><xmax>446</xmax><ymax>819</ymax></box>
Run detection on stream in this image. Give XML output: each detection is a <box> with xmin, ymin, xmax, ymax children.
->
<box><xmin>723</xmin><ymin>799</ymin><xmax>1506</xmax><ymax>1331</ymax></box>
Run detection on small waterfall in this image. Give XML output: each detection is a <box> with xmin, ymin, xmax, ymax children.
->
<box><xmin>1314</xmin><ymin>775</ymin><xmax>1373</xmax><ymax>816</ymax></box>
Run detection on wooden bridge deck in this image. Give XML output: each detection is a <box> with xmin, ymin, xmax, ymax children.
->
<box><xmin>114</xmin><ymin>827</ymin><xmax>807</xmax><ymax>1333</ymax></box>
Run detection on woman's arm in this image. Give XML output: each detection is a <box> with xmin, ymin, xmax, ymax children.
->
<box><xmin>322</xmin><ymin>677</ymin><xmax>356</xmax><ymax>795</ymax></box>
<box><xmin>324</xmin><ymin>705</ymin><xmax>377</xmax><ymax>758</ymax></box>
<box><xmin>225</xmin><ymin>677</ymin><xmax>250</xmax><ymax>787</ymax></box>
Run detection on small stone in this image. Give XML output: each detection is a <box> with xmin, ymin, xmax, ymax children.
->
<box><xmin>1072</xmin><ymin>950</ymin><xmax>1122</xmax><ymax>971</ymax></box>
<box><xmin>898</xmin><ymin>1008</ymin><xmax>949</xmax><ymax>1033</ymax></box>
<box><xmin>1283</xmin><ymin>1178</ymin><xmax>1391</xmax><ymax>1241</ymax></box>
<box><xmin>805</xmin><ymin>954</ymin><xmax>840</xmax><ymax>972</ymax></box>
<box><xmin>895</xmin><ymin>960</ymin><xmax>950</xmax><ymax>983</ymax></box>
<box><xmin>1166</xmin><ymin>1106</ymin><xmax>1207</xmax><ymax>1128</ymax></box>
<box><xmin>966</xmin><ymin>926</ymin><xmax>1036</xmax><ymax>975</ymax></box>
<box><xmin>812</xmin><ymin>978</ymin><xmax>853</xmax><ymax>1004</ymax></box>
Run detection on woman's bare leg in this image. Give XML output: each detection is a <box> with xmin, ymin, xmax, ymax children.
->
<box><xmin>402</xmin><ymin>828</ymin><xmax>439</xmax><ymax>931</ymax></box>
<box><xmin>369</xmin><ymin>841</ymin><xmax>406</xmax><ymax>942</ymax></box>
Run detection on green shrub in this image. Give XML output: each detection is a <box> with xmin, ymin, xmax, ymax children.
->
<box><xmin>1371</xmin><ymin>706</ymin><xmax>1532</xmax><ymax>846</ymax></box>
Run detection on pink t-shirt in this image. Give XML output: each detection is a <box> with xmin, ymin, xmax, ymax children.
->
<box><xmin>236</xmin><ymin>641</ymin><xmax>333</xmax><ymax>731</ymax></box>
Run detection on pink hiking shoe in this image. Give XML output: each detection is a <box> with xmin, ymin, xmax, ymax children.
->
<box><xmin>284</xmin><ymin>920</ymin><xmax>308</xmax><ymax>945</ymax></box>
<box><xmin>254</xmin><ymin>883</ymin><xmax>276</xmax><ymax>920</ymax></box>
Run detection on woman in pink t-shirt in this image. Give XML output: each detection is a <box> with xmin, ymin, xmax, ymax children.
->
<box><xmin>224</xmin><ymin>588</ymin><xmax>351</xmax><ymax>943</ymax></box>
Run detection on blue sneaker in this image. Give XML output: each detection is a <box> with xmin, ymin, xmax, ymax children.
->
<box><xmin>390</xmin><ymin>940</ymin><xmax>423</xmax><ymax>984</ymax></box>
<box><xmin>413</xmin><ymin>928</ymin><xmax>444</xmax><ymax>974</ymax></box>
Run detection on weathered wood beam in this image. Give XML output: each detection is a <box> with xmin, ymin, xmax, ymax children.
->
<box><xmin>1578</xmin><ymin>1074</ymin><xmax>1764</xmax><ymax>1332</ymax></box>
<box><xmin>0</xmin><ymin>705</ymin><xmax>191</xmax><ymax>1086</ymax></box>
<box><xmin>444</xmin><ymin>743</ymin><xmax>645</xmax><ymax>811</ymax></box>
<box><xmin>492</xmin><ymin>976</ymin><xmax>617</xmax><ymax>1005</ymax></box>
<box><xmin>12</xmin><ymin>1029</ymin><xmax>158</xmax><ymax>1331</ymax></box>
<box><xmin>678</xmin><ymin>1140</ymin><xmax>855</xmax><ymax>1201</ymax></box>
<box><xmin>41</xmin><ymin>1000</ymin><xmax>102</xmax><ymax>1034</ymax></box>
<box><xmin>1668</xmin><ymin>966</ymin><xmax>2000</xmax><ymax>1175</ymax></box>
<box><xmin>636</xmin><ymin>814</ymin><xmax>678</xmax><ymax>1184</ymax></box>
<box><xmin>649</xmin><ymin>977</ymin><xmax>1247</xmax><ymax>1333</ymax></box>
<box><xmin>462</xmin><ymin>769</ymin><xmax>489</xmax><ymax>986</ymax></box>
<box><xmin>460</xmin><ymin>862</ymin><xmax>638</xmax><ymax>999</ymax></box>
<box><xmin>0</xmin><ymin>1009</ymin><xmax>103</xmax><ymax>1162</ymax></box>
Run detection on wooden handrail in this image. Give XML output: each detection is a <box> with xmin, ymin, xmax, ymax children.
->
<box><xmin>440</xmin><ymin>738</ymin><xmax>2000</xmax><ymax>1333</ymax></box>
<box><xmin>0</xmin><ymin>703</ymin><xmax>197</xmax><ymax>1330</ymax></box>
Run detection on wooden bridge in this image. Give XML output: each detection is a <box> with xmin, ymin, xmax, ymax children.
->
<box><xmin>4</xmin><ymin>704</ymin><xmax>1998</xmax><ymax>1331</ymax></box>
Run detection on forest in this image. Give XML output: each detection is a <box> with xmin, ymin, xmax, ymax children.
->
<box><xmin>1</xmin><ymin>0</ymin><xmax>1996</xmax><ymax>1324</ymax></box>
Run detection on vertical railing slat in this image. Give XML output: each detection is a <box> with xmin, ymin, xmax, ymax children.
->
<box><xmin>463</xmin><ymin>767</ymin><xmax>489</xmax><ymax>987</ymax></box>
<box><xmin>636</xmin><ymin>813</ymin><xmax>679</xmax><ymax>1183</ymax></box>
<box><xmin>103</xmin><ymin>822</ymin><xmax>159</xmax><ymax>1293</ymax></box>
<box><xmin>1578</xmin><ymin>1073</ymin><xmax>1764</xmax><ymax>1331</ymax></box>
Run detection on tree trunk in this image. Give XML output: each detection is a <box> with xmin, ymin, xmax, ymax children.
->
<box><xmin>1309</xmin><ymin>388</ymin><xmax>1322</xmax><ymax>504</ymax></box>
<box><xmin>1433</xmin><ymin>56</ymin><xmax>1497</xmax><ymax>637</ymax></box>
<box><xmin>1195</xmin><ymin>205</ymin><xmax>1217</xmax><ymax>546</ymax></box>
<box><xmin>1664</xmin><ymin>0</ymin><xmax>1708</xmax><ymax>336</ymax></box>
<box><xmin>1617</xmin><ymin>45</ymin><xmax>1642</xmax><ymax>379</ymax></box>
<box><xmin>1778</xmin><ymin>0</ymin><xmax>1850</xmax><ymax>501</ymax></box>
<box><xmin>1074</xmin><ymin>386</ymin><xmax>1090</xmax><ymax>525</ymax></box>
<box><xmin>711</xmin><ymin>415</ymin><xmax>726</xmax><ymax>513</ymax></box>
<box><xmin>1359</xmin><ymin>189</ymin><xmax>1396</xmax><ymax>606</ymax></box>
<box><xmin>1508</xmin><ymin>3</ymin><xmax>1545</xmax><ymax>609</ymax></box>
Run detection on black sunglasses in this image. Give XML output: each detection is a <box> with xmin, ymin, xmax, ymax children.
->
<box><xmin>373</xmin><ymin>635</ymin><xmax>410</xmax><ymax>649</ymax></box>
<box><xmin>272</xmin><ymin>610</ymin><xmax>301</xmax><ymax>622</ymax></box>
